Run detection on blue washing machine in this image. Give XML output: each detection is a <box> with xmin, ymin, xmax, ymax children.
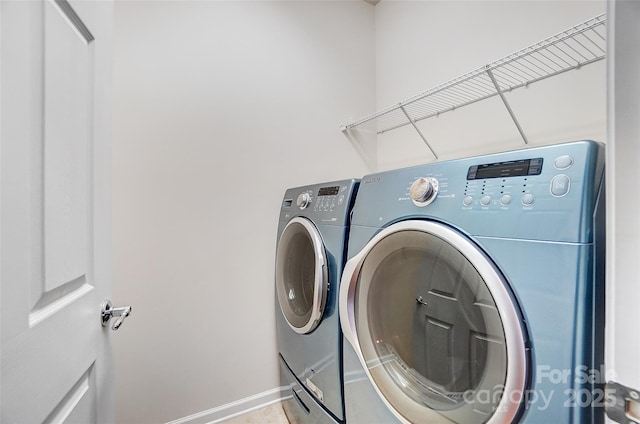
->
<box><xmin>339</xmin><ymin>141</ymin><xmax>605</xmax><ymax>424</ymax></box>
<box><xmin>275</xmin><ymin>179</ymin><xmax>359</xmax><ymax>424</ymax></box>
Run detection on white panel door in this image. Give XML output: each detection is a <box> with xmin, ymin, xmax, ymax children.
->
<box><xmin>1</xmin><ymin>0</ymin><xmax>115</xmax><ymax>422</ymax></box>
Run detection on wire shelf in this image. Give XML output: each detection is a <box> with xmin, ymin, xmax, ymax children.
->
<box><xmin>341</xmin><ymin>14</ymin><xmax>606</xmax><ymax>158</ymax></box>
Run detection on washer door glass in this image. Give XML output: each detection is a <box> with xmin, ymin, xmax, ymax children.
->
<box><xmin>276</xmin><ymin>217</ymin><xmax>328</xmax><ymax>334</ymax></box>
<box><xmin>350</xmin><ymin>221</ymin><xmax>527</xmax><ymax>424</ymax></box>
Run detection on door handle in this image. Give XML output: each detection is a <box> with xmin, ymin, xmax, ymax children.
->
<box><xmin>101</xmin><ymin>300</ymin><xmax>132</xmax><ymax>330</ymax></box>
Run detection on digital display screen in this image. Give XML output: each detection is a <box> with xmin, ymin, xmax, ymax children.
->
<box><xmin>467</xmin><ymin>158</ymin><xmax>543</xmax><ymax>180</ymax></box>
<box><xmin>318</xmin><ymin>186</ymin><xmax>340</xmax><ymax>196</ymax></box>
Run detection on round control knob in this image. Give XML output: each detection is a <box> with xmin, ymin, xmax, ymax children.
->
<box><xmin>409</xmin><ymin>177</ymin><xmax>439</xmax><ymax>207</ymax></box>
<box><xmin>296</xmin><ymin>192</ymin><xmax>311</xmax><ymax>210</ymax></box>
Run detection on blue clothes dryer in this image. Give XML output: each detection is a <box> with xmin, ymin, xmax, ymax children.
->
<box><xmin>339</xmin><ymin>141</ymin><xmax>605</xmax><ymax>424</ymax></box>
<box><xmin>275</xmin><ymin>179</ymin><xmax>359</xmax><ymax>424</ymax></box>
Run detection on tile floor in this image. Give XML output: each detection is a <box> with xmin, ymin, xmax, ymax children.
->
<box><xmin>219</xmin><ymin>403</ymin><xmax>290</xmax><ymax>424</ymax></box>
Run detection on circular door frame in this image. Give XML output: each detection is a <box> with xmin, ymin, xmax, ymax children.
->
<box><xmin>339</xmin><ymin>219</ymin><xmax>528</xmax><ymax>424</ymax></box>
<box><xmin>276</xmin><ymin>216</ymin><xmax>328</xmax><ymax>334</ymax></box>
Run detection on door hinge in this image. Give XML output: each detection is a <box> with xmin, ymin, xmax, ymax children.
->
<box><xmin>606</xmin><ymin>381</ymin><xmax>640</xmax><ymax>424</ymax></box>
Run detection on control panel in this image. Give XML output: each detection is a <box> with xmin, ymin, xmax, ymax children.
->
<box><xmin>406</xmin><ymin>152</ymin><xmax>580</xmax><ymax>211</ymax></box>
<box><xmin>289</xmin><ymin>185</ymin><xmax>346</xmax><ymax>212</ymax></box>
<box><xmin>351</xmin><ymin>141</ymin><xmax>604</xmax><ymax>242</ymax></box>
<box><xmin>462</xmin><ymin>154</ymin><xmax>571</xmax><ymax>210</ymax></box>
<box><xmin>280</xmin><ymin>180</ymin><xmax>358</xmax><ymax>226</ymax></box>
<box><xmin>313</xmin><ymin>185</ymin><xmax>344</xmax><ymax>212</ymax></box>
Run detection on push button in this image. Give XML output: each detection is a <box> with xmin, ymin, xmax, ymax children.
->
<box><xmin>463</xmin><ymin>196</ymin><xmax>473</xmax><ymax>206</ymax></box>
<box><xmin>521</xmin><ymin>193</ymin><xmax>535</xmax><ymax>206</ymax></box>
<box><xmin>554</xmin><ymin>155</ymin><xmax>574</xmax><ymax>170</ymax></box>
<box><xmin>550</xmin><ymin>174</ymin><xmax>571</xmax><ymax>197</ymax></box>
<box><xmin>499</xmin><ymin>194</ymin><xmax>512</xmax><ymax>206</ymax></box>
<box><xmin>480</xmin><ymin>195</ymin><xmax>492</xmax><ymax>206</ymax></box>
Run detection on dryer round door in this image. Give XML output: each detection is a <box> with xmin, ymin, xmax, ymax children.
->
<box><xmin>276</xmin><ymin>217</ymin><xmax>328</xmax><ymax>334</ymax></box>
<box><xmin>339</xmin><ymin>220</ymin><xmax>528</xmax><ymax>424</ymax></box>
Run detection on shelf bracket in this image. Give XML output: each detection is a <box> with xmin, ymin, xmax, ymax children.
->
<box><xmin>486</xmin><ymin>67</ymin><xmax>529</xmax><ymax>145</ymax></box>
<box><xmin>399</xmin><ymin>104</ymin><xmax>439</xmax><ymax>159</ymax></box>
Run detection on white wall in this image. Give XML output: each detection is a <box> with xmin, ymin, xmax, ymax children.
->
<box><xmin>111</xmin><ymin>1</ymin><xmax>374</xmax><ymax>423</ymax></box>
<box><xmin>606</xmin><ymin>0</ymin><xmax>640</xmax><ymax>409</ymax></box>
<box><xmin>373</xmin><ymin>0</ymin><xmax>607</xmax><ymax>170</ymax></box>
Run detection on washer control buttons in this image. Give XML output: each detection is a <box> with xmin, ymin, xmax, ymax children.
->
<box><xmin>499</xmin><ymin>194</ymin><xmax>512</xmax><ymax>206</ymax></box>
<box><xmin>551</xmin><ymin>174</ymin><xmax>571</xmax><ymax>197</ymax></box>
<box><xmin>410</xmin><ymin>177</ymin><xmax>439</xmax><ymax>207</ymax></box>
<box><xmin>463</xmin><ymin>196</ymin><xmax>473</xmax><ymax>206</ymax></box>
<box><xmin>480</xmin><ymin>195</ymin><xmax>492</xmax><ymax>206</ymax></box>
<box><xmin>554</xmin><ymin>155</ymin><xmax>574</xmax><ymax>170</ymax></box>
<box><xmin>297</xmin><ymin>192</ymin><xmax>311</xmax><ymax>210</ymax></box>
<box><xmin>521</xmin><ymin>193</ymin><xmax>535</xmax><ymax>206</ymax></box>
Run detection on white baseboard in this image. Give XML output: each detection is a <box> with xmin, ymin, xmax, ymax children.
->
<box><xmin>165</xmin><ymin>387</ymin><xmax>289</xmax><ymax>424</ymax></box>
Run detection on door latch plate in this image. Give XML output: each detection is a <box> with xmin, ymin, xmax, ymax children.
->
<box><xmin>606</xmin><ymin>381</ymin><xmax>640</xmax><ymax>424</ymax></box>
